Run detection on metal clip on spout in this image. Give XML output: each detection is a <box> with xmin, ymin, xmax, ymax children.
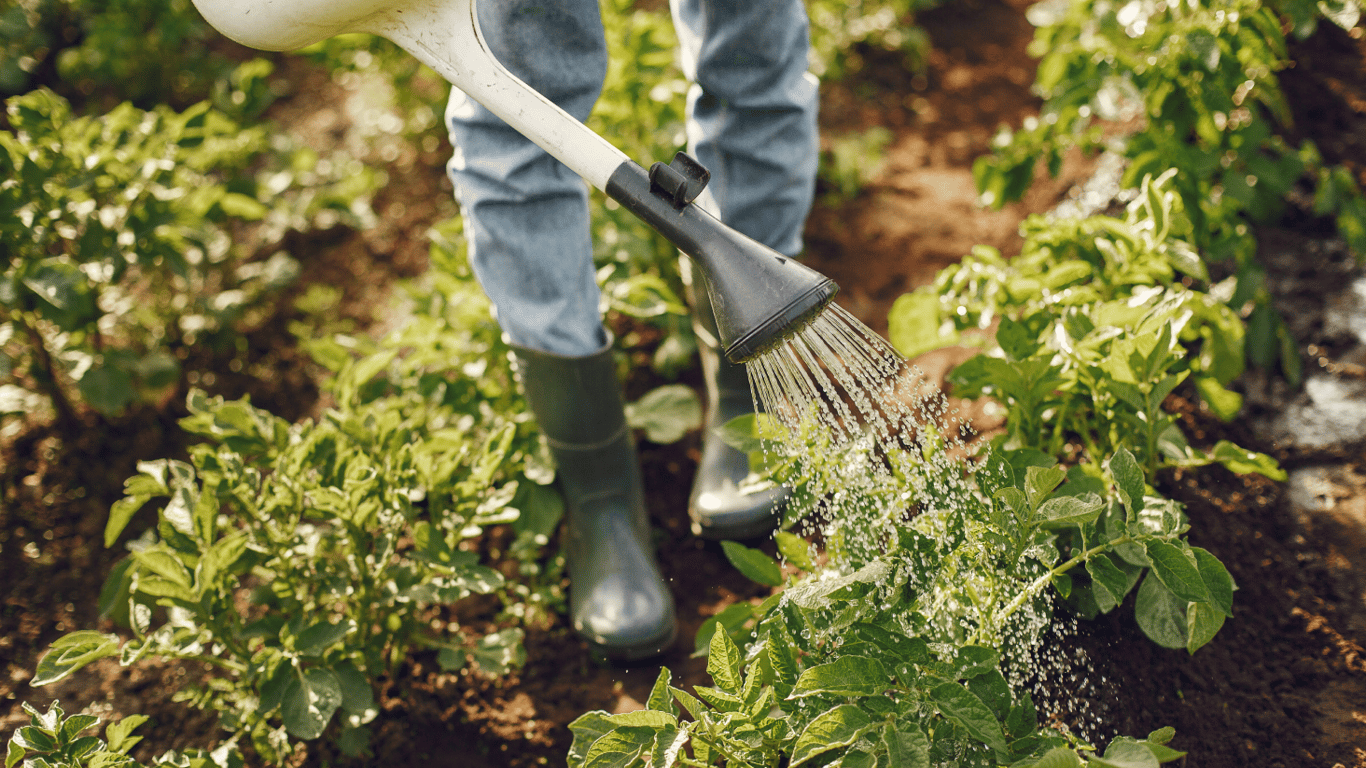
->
<box><xmin>607</xmin><ymin>153</ymin><xmax>838</xmax><ymax>364</ymax></box>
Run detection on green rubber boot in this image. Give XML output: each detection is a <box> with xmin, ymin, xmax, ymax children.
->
<box><xmin>512</xmin><ymin>337</ymin><xmax>677</xmax><ymax>661</ymax></box>
<box><xmin>685</xmin><ymin>265</ymin><xmax>791</xmax><ymax>540</ymax></box>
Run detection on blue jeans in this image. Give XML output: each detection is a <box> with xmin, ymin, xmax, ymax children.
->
<box><xmin>446</xmin><ymin>0</ymin><xmax>819</xmax><ymax>357</ymax></box>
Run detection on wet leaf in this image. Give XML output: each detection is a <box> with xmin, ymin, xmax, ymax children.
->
<box><xmin>1145</xmin><ymin>541</ymin><xmax>1211</xmax><ymax>604</ymax></box>
<box><xmin>789</xmin><ymin>656</ymin><xmax>889</xmax><ymax>699</ymax></box>
<box><xmin>707</xmin><ymin>626</ymin><xmax>743</xmax><ymax>694</ymax></box>
<box><xmin>281</xmin><ymin>668</ymin><xmax>343</xmax><ymax>740</ymax></box>
<box><xmin>930</xmin><ymin>682</ymin><xmax>1009</xmax><ymax>757</ymax></box>
<box><xmin>790</xmin><ymin>705</ymin><xmax>873</xmax><ymax>767</ymax></box>
<box><xmin>1134</xmin><ymin>572</ymin><xmax>1187</xmax><ymax>649</ymax></box>
<box><xmin>721</xmin><ymin>540</ymin><xmax>783</xmax><ymax>587</ymax></box>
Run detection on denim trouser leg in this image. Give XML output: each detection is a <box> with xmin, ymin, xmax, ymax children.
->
<box><xmin>670</xmin><ymin>0</ymin><xmax>819</xmax><ymax>258</ymax></box>
<box><xmin>445</xmin><ymin>0</ymin><xmax>819</xmax><ymax>357</ymax></box>
<box><xmin>445</xmin><ymin>0</ymin><xmax>609</xmax><ymax>357</ymax></box>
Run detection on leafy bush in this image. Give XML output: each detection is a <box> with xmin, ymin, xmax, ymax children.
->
<box><xmin>807</xmin><ymin>0</ymin><xmax>939</xmax><ymax>80</ymax></box>
<box><xmin>972</xmin><ymin>0</ymin><xmax>1366</xmax><ymax>377</ymax></box>
<box><xmin>0</xmin><ymin>89</ymin><xmax>377</xmax><ymax>425</ymax></box>
<box><xmin>975</xmin><ymin>0</ymin><xmax>1365</xmax><ymax>250</ymax></box>
<box><xmin>888</xmin><ymin>172</ymin><xmax>1284</xmax><ymax>477</ymax></box>
<box><xmin>568</xmin><ymin>440</ymin><xmax>1222</xmax><ymax>766</ymax></box>
<box><xmin>0</xmin><ymin>0</ymin><xmax>248</xmax><ymax>110</ymax></box>
<box><xmin>5</xmin><ymin>700</ymin><xmax>242</xmax><ymax>768</ymax></box>
<box><xmin>24</xmin><ymin>218</ymin><xmax>704</xmax><ymax>763</ymax></box>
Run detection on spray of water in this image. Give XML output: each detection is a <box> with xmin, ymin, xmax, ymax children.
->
<box><xmin>746</xmin><ymin>303</ymin><xmax>1105</xmax><ymax>737</ymax></box>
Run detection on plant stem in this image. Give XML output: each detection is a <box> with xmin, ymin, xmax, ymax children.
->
<box><xmin>997</xmin><ymin>536</ymin><xmax>1134</xmax><ymax>624</ymax></box>
<box><xmin>18</xmin><ymin>315</ymin><xmax>78</xmax><ymax>428</ymax></box>
<box><xmin>178</xmin><ymin>653</ymin><xmax>248</xmax><ymax>674</ymax></box>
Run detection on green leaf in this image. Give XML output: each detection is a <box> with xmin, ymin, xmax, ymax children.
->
<box><xmin>706</xmin><ymin>626</ymin><xmax>743</xmax><ymax>694</ymax></box>
<box><xmin>882</xmin><ymin>721</ymin><xmax>930</xmax><ymax>768</ymax></box>
<box><xmin>1193</xmin><ymin>377</ymin><xmax>1243</xmax><ymax>422</ymax></box>
<box><xmin>721</xmin><ymin>540</ymin><xmax>784</xmax><ymax>587</ymax></box>
<box><xmin>511</xmin><ymin>482</ymin><xmax>563</xmax><ymax>538</ymax></box>
<box><xmin>997</xmin><ymin>316</ymin><xmax>1041</xmax><ymax>361</ymax></box>
<box><xmin>1207</xmin><ymin>441</ymin><xmax>1286</xmax><ymax>481</ymax></box>
<box><xmin>6</xmin><ymin>740</ymin><xmax>25</xmax><ymax>768</ymax></box>
<box><xmin>1108</xmin><ymin>448</ymin><xmax>1145</xmax><ymax>517</ymax></box>
<box><xmin>1030</xmin><ymin>747</ymin><xmax>1083</xmax><ymax>767</ymax></box>
<box><xmin>78</xmin><ymin>362</ymin><xmax>135</xmax><ymax>415</ymax></box>
<box><xmin>930</xmin><ymin>683</ymin><xmax>1009</xmax><ymax>757</ymax></box>
<box><xmin>849</xmin><ymin>623</ymin><xmax>931</xmax><ymax>665</ymax></box>
<box><xmin>1086</xmin><ymin>554</ymin><xmax>1132</xmax><ymax>613</ymax></box>
<box><xmin>1185</xmin><ymin>601</ymin><xmax>1226</xmax><ymax>654</ymax></box>
<box><xmin>133</xmin><ymin>549</ymin><xmax>193</xmax><ymax>589</ymax></box>
<box><xmin>567</xmin><ymin>712</ymin><xmax>616</xmax><ymax>768</ymax></box>
<box><xmin>582</xmin><ymin>726</ymin><xmax>654</xmax><ymax>768</ymax></box>
<box><xmin>641</xmin><ymin>668</ymin><xmax>675</xmax><ymax>716</ymax></box>
<box><xmin>767</xmin><ymin>631</ymin><xmax>799</xmax><ymax>698</ymax></box>
<box><xmin>12</xmin><ymin>727</ymin><xmax>55</xmax><ymax>753</ymax></box>
<box><xmin>624</xmin><ymin>384</ymin><xmax>703</xmax><ymax>444</ymax></box>
<box><xmin>293</xmin><ymin>620</ymin><xmax>354</xmax><ymax>657</ymax></box>
<box><xmin>338</xmin><ymin>725</ymin><xmax>370</xmax><ymax>758</ymax></box>
<box><xmin>59</xmin><ymin>714</ymin><xmax>99</xmax><ymax>741</ymax></box>
<box><xmin>470</xmin><ymin>627</ymin><xmax>526</xmax><ymax>676</ymax></box>
<box><xmin>790</xmin><ymin>704</ymin><xmax>874</xmax><ymax>767</ymax></box>
<box><xmin>789</xmin><ymin>656</ymin><xmax>889</xmax><ymax>699</ymax></box>
<box><xmin>334</xmin><ymin>662</ymin><xmax>376</xmax><ymax>725</ymax></box>
<box><xmin>32</xmin><ymin>631</ymin><xmax>121</xmax><ymax>686</ymax></box>
<box><xmin>1036</xmin><ymin>493</ymin><xmax>1105</xmax><ymax>530</ymax></box>
<box><xmin>1134</xmin><ymin>572</ymin><xmax>1188</xmax><ymax>649</ymax></box>
<box><xmin>281</xmin><ymin>668</ymin><xmax>344</xmax><ymax>740</ymax></box>
<box><xmin>1145</xmin><ymin>541</ymin><xmax>1211</xmax><ymax>604</ymax></box>
<box><xmin>1024</xmin><ymin>466</ymin><xmax>1066</xmax><ymax>510</ymax></box>
<box><xmin>775</xmin><ymin>531</ymin><xmax>816</xmax><ymax>571</ymax></box>
<box><xmin>218</xmin><ymin>192</ymin><xmax>269</xmax><ymax>220</ymax></box>
<box><xmin>604</xmin><ymin>710</ymin><xmax>677</xmax><ymax>729</ymax></box>
<box><xmin>104</xmin><ymin>714</ymin><xmax>149</xmax><ymax>754</ymax></box>
<box><xmin>1090</xmin><ymin>739</ymin><xmax>1159</xmax><ymax>768</ymax></box>
<box><xmin>1191</xmin><ymin>546</ymin><xmax>1234</xmax><ymax>616</ymax></box>
<box><xmin>888</xmin><ymin>288</ymin><xmax>953</xmax><ymax>358</ymax></box>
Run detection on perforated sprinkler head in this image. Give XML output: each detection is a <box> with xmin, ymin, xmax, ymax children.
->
<box><xmin>606</xmin><ymin>153</ymin><xmax>838</xmax><ymax>363</ymax></box>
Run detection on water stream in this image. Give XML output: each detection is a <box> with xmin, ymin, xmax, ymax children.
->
<box><xmin>745</xmin><ymin>302</ymin><xmax>1110</xmax><ymax>742</ymax></box>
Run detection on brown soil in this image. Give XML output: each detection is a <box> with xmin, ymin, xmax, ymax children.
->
<box><xmin>4</xmin><ymin>1</ymin><xmax>1366</xmax><ymax>766</ymax></box>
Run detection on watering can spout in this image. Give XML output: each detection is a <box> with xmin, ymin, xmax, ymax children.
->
<box><xmin>190</xmin><ymin>0</ymin><xmax>838</xmax><ymax>359</ymax></box>
<box><xmin>606</xmin><ymin>160</ymin><xmax>837</xmax><ymax>363</ymax></box>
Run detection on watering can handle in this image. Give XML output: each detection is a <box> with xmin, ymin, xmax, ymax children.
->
<box><xmin>190</xmin><ymin>0</ymin><xmax>631</xmax><ymax>190</ymax></box>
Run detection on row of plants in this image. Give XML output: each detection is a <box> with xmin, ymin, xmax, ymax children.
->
<box><xmin>12</xmin><ymin>220</ymin><xmax>705</xmax><ymax>764</ymax></box>
<box><xmin>972</xmin><ymin>0</ymin><xmax>1366</xmax><ymax>379</ymax></box>
<box><xmin>562</xmin><ymin>0</ymin><xmax>1366</xmax><ymax>763</ymax></box>
<box><xmin>0</xmin><ymin>87</ymin><xmax>377</xmax><ymax>427</ymax></box>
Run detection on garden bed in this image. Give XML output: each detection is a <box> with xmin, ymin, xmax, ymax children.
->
<box><xmin>3</xmin><ymin>0</ymin><xmax>1365</xmax><ymax>765</ymax></box>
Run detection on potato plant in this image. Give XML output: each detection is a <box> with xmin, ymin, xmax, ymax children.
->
<box><xmin>973</xmin><ymin>0</ymin><xmax>1366</xmax><ymax>377</ymax></box>
<box><xmin>888</xmin><ymin>172</ymin><xmax>1284</xmax><ymax>478</ymax></box>
<box><xmin>21</xmin><ymin>218</ymin><xmax>706</xmax><ymax>763</ymax></box>
<box><xmin>0</xmin><ymin>89</ymin><xmax>376</xmax><ymax>425</ymax></box>
<box><xmin>568</xmin><ymin>440</ymin><xmax>1224</xmax><ymax>766</ymax></box>
<box><xmin>4</xmin><ymin>700</ymin><xmax>240</xmax><ymax>768</ymax></box>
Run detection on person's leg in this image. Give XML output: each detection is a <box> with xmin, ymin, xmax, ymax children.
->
<box><xmin>670</xmin><ymin>0</ymin><xmax>819</xmax><ymax>257</ymax></box>
<box><xmin>445</xmin><ymin>0</ymin><xmax>608</xmax><ymax>357</ymax></box>
<box><xmin>446</xmin><ymin>0</ymin><xmax>675</xmax><ymax>658</ymax></box>
<box><xmin>671</xmin><ymin>0</ymin><xmax>819</xmax><ymax>538</ymax></box>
